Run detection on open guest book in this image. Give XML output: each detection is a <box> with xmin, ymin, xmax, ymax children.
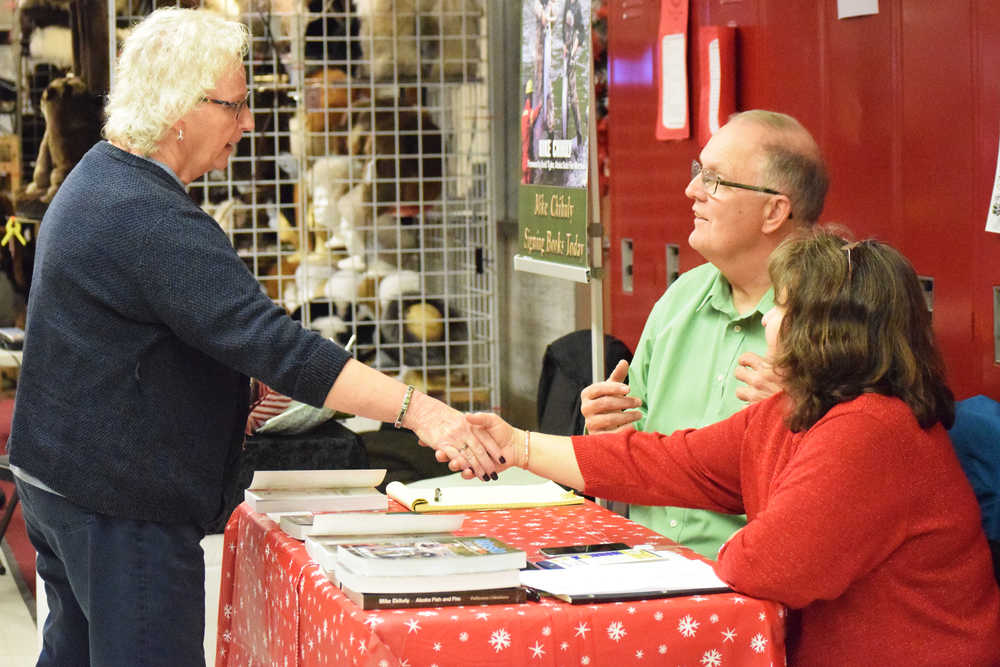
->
<box><xmin>244</xmin><ymin>469</ymin><xmax>388</xmax><ymax>513</ymax></box>
<box><xmin>385</xmin><ymin>479</ymin><xmax>583</xmax><ymax>512</ymax></box>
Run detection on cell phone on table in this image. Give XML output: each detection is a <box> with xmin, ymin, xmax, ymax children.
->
<box><xmin>538</xmin><ymin>542</ymin><xmax>629</xmax><ymax>557</ymax></box>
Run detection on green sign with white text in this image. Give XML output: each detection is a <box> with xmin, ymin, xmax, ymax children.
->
<box><xmin>517</xmin><ymin>184</ymin><xmax>589</xmax><ymax>268</ymax></box>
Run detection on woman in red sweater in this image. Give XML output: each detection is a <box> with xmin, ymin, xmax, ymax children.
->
<box><xmin>467</xmin><ymin>229</ymin><xmax>1000</xmax><ymax>665</ymax></box>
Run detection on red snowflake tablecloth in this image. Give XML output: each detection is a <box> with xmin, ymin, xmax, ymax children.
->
<box><xmin>217</xmin><ymin>501</ymin><xmax>786</xmax><ymax>666</ymax></box>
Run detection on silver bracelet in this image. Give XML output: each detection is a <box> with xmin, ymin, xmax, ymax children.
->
<box><xmin>394</xmin><ymin>384</ymin><xmax>415</xmax><ymax>429</ymax></box>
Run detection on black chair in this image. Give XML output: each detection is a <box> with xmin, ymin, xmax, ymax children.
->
<box><xmin>537</xmin><ymin>330</ymin><xmax>633</xmax><ymax>436</ymax></box>
<box><xmin>536</xmin><ymin>331</ymin><xmax>633</xmax><ymax>515</ymax></box>
<box><xmin>0</xmin><ymin>454</ymin><xmax>17</xmax><ymax>576</ymax></box>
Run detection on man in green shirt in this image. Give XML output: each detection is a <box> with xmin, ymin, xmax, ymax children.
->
<box><xmin>581</xmin><ymin>110</ymin><xmax>829</xmax><ymax>558</ymax></box>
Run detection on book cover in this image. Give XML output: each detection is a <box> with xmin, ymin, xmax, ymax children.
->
<box><xmin>385</xmin><ymin>480</ymin><xmax>582</xmax><ymax>512</ymax></box>
<box><xmin>281</xmin><ymin>511</ymin><xmax>466</xmax><ymax>540</ymax></box>
<box><xmin>332</xmin><ymin>562</ymin><xmax>522</xmax><ymax>594</ymax></box>
<box><xmin>336</xmin><ymin>535</ymin><xmax>527</xmax><ymax>577</ymax></box>
<box><xmin>278</xmin><ymin>513</ymin><xmax>316</xmax><ymax>540</ymax></box>
<box><xmin>305</xmin><ymin>533</ymin><xmax>457</xmax><ymax>571</ymax></box>
<box><xmin>341</xmin><ymin>585</ymin><xmax>527</xmax><ymax>610</ymax></box>
<box><xmin>244</xmin><ymin>469</ymin><xmax>388</xmax><ymax>514</ymax></box>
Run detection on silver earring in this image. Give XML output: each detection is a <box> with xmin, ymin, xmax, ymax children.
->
<box><xmin>177</xmin><ymin>128</ymin><xmax>183</xmax><ymax>142</ymax></box>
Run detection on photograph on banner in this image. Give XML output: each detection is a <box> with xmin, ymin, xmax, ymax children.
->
<box><xmin>520</xmin><ymin>0</ymin><xmax>592</xmax><ymax>189</ymax></box>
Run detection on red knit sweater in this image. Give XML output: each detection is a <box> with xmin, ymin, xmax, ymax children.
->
<box><xmin>573</xmin><ymin>393</ymin><xmax>1000</xmax><ymax>666</ymax></box>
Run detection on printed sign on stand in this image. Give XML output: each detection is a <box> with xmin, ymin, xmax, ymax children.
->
<box><xmin>517</xmin><ymin>0</ymin><xmax>593</xmax><ymax>280</ymax></box>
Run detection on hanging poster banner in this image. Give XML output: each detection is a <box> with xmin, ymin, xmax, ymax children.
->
<box><xmin>517</xmin><ymin>0</ymin><xmax>593</xmax><ymax>276</ymax></box>
<box><xmin>696</xmin><ymin>25</ymin><xmax>736</xmax><ymax>147</ymax></box>
<box><xmin>988</xmin><ymin>129</ymin><xmax>1000</xmax><ymax>234</ymax></box>
<box><xmin>655</xmin><ymin>0</ymin><xmax>690</xmax><ymax>141</ymax></box>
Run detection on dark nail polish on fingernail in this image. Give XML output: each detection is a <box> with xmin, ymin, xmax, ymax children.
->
<box><xmin>491</xmin><ymin>472</ymin><xmax>498</xmax><ymax>481</ymax></box>
<box><xmin>499</xmin><ymin>456</ymin><xmax>506</xmax><ymax>464</ymax></box>
<box><xmin>483</xmin><ymin>474</ymin><xmax>490</xmax><ymax>481</ymax></box>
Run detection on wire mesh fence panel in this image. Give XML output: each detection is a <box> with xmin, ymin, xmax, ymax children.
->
<box><xmin>111</xmin><ymin>0</ymin><xmax>497</xmax><ymax>412</ymax></box>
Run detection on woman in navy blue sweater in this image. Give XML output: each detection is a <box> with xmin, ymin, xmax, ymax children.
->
<box><xmin>8</xmin><ymin>8</ymin><xmax>499</xmax><ymax>666</ymax></box>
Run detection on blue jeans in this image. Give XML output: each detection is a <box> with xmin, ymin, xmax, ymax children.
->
<box><xmin>16</xmin><ymin>479</ymin><xmax>207</xmax><ymax>666</ymax></box>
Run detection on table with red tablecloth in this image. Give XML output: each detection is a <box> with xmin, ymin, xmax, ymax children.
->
<box><xmin>216</xmin><ymin>500</ymin><xmax>786</xmax><ymax>666</ymax></box>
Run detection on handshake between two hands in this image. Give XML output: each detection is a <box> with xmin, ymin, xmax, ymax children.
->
<box><xmin>426</xmin><ymin>353</ymin><xmax>782</xmax><ymax>481</ymax></box>
<box><xmin>428</xmin><ymin>412</ymin><xmax>523</xmax><ymax>479</ymax></box>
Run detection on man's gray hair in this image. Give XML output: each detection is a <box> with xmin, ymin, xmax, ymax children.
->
<box><xmin>103</xmin><ymin>8</ymin><xmax>250</xmax><ymax>156</ymax></box>
<box><xmin>731</xmin><ymin>109</ymin><xmax>829</xmax><ymax>224</ymax></box>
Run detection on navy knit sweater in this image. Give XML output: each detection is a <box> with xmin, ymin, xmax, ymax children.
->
<box><xmin>9</xmin><ymin>142</ymin><xmax>350</xmax><ymax>529</ymax></box>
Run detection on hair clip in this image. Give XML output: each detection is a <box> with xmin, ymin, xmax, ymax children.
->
<box><xmin>841</xmin><ymin>240</ymin><xmax>861</xmax><ymax>277</ymax></box>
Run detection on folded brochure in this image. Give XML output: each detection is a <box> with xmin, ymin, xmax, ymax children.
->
<box><xmin>519</xmin><ymin>550</ymin><xmax>730</xmax><ymax>603</ymax></box>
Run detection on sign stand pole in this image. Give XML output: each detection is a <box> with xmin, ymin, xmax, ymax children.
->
<box><xmin>587</xmin><ymin>69</ymin><xmax>604</xmax><ymax>390</ymax></box>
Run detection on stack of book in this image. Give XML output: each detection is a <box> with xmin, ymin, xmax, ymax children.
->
<box><xmin>309</xmin><ymin>533</ymin><xmax>528</xmax><ymax>609</ymax></box>
<box><xmin>243</xmin><ymin>469</ymin><xmax>388</xmax><ymax>514</ymax></box>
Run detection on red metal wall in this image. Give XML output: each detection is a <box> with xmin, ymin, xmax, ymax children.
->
<box><xmin>606</xmin><ymin>0</ymin><xmax>1000</xmax><ymax>400</ymax></box>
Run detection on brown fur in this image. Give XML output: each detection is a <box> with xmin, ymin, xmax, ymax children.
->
<box><xmin>23</xmin><ymin>76</ymin><xmax>102</xmax><ymax>204</ymax></box>
<box><xmin>347</xmin><ymin>101</ymin><xmax>443</xmax><ymax>212</ymax></box>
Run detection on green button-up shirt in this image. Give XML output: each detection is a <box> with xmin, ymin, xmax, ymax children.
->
<box><xmin>627</xmin><ymin>262</ymin><xmax>773</xmax><ymax>558</ymax></box>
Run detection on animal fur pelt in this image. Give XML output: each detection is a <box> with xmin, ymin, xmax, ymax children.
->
<box><xmin>289</xmin><ymin>68</ymin><xmax>374</xmax><ymax>161</ymax></box>
<box><xmin>17</xmin><ymin>0</ymin><xmax>135</xmax><ymax>39</ymax></box>
<box><xmin>238</xmin><ymin>0</ymin><xmax>304</xmax><ymax>61</ymax></box>
<box><xmin>27</xmin><ymin>24</ymin><xmax>72</xmax><ymax>68</ymax></box>
<box><xmin>353</xmin><ymin>0</ymin><xmax>482</xmax><ymax>82</ymax></box>
<box><xmin>347</xmin><ymin>100</ymin><xmax>443</xmax><ymax>212</ymax></box>
<box><xmin>17</xmin><ymin>0</ymin><xmax>70</xmax><ymax>50</ymax></box>
<box><xmin>119</xmin><ymin>0</ymin><xmax>239</xmax><ymax>16</ymax></box>
<box><xmin>23</xmin><ymin>76</ymin><xmax>103</xmax><ymax>204</ymax></box>
<box><xmin>366</xmin><ymin>211</ymin><xmax>420</xmax><ymax>274</ymax></box>
<box><xmin>305</xmin><ymin>0</ymin><xmax>361</xmax><ymax>64</ymax></box>
<box><xmin>379</xmin><ymin>296</ymin><xmax>467</xmax><ymax>367</ymax></box>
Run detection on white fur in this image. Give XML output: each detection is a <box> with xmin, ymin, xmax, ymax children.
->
<box><xmin>28</xmin><ymin>26</ymin><xmax>73</xmax><ymax>68</ymax></box>
<box><xmin>378</xmin><ymin>270</ymin><xmax>420</xmax><ymax>310</ymax></box>
<box><xmin>308</xmin><ymin>315</ymin><xmax>348</xmax><ymax>340</ymax></box>
<box><xmin>353</xmin><ymin>0</ymin><xmax>481</xmax><ymax>81</ymax></box>
<box><xmin>309</xmin><ymin>156</ymin><xmax>364</xmax><ymax>231</ymax></box>
<box><xmin>323</xmin><ymin>269</ymin><xmax>365</xmax><ymax>314</ymax></box>
<box><xmin>336</xmin><ymin>182</ymin><xmax>373</xmax><ymax>259</ymax></box>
